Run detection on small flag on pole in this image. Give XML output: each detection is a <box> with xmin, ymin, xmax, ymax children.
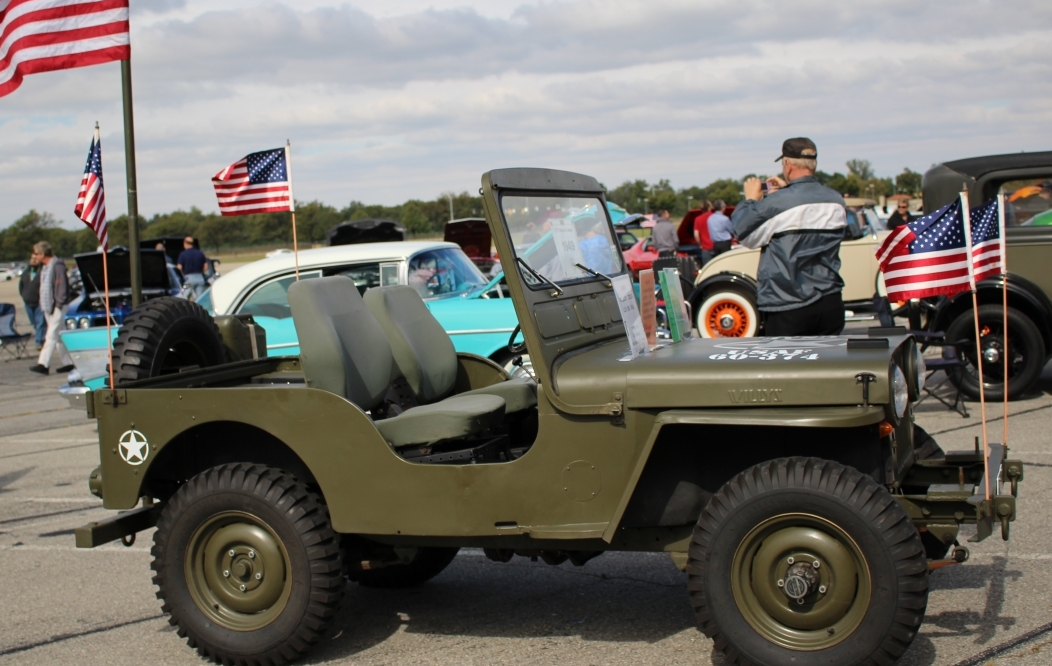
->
<box><xmin>968</xmin><ymin>198</ymin><xmax>1004</xmax><ymax>283</ymax></box>
<box><xmin>212</xmin><ymin>148</ymin><xmax>293</xmax><ymax>216</ymax></box>
<box><xmin>74</xmin><ymin>125</ymin><xmax>108</xmax><ymax>249</ymax></box>
<box><xmin>876</xmin><ymin>199</ymin><xmax>973</xmax><ymax>301</ymax></box>
<box><xmin>0</xmin><ymin>0</ymin><xmax>131</xmax><ymax>99</ymax></box>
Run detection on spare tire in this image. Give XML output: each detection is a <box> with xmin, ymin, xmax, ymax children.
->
<box><xmin>110</xmin><ymin>297</ymin><xmax>226</xmax><ymax>386</ymax></box>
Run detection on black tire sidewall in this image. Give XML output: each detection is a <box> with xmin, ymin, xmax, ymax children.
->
<box><xmin>946</xmin><ymin>304</ymin><xmax>1045</xmax><ymax>400</ymax></box>
<box><xmin>113</xmin><ymin>297</ymin><xmax>226</xmax><ymax>385</ymax></box>
<box><xmin>149</xmin><ymin>316</ymin><xmax>226</xmax><ymax>375</ymax></box>
<box><xmin>158</xmin><ymin>486</ymin><xmax>315</xmax><ymax>657</ymax></box>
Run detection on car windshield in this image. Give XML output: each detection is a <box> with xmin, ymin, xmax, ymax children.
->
<box><xmin>407</xmin><ymin>247</ymin><xmax>488</xmax><ymax>299</ymax></box>
<box><xmin>501</xmin><ymin>195</ymin><xmax>624</xmax><ymax>287</ymax></box>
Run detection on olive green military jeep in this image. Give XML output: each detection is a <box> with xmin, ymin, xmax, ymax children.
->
<box><xmin>77</xmin><ymin>168</ymin><xmax>1023</xmax><ymax>666</ymax></box>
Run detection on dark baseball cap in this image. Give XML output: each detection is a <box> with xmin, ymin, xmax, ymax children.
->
<box><xmin>775</xmin><ymin>137</ymin><xmax>817</xmax><ymax>162</ymax></box>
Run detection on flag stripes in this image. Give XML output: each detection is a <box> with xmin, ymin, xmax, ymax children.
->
<box><xmin>212</xmin><ymin>148</ymin><xmax>293</xmax><ymax>216</ymax></box>
<box><xmin>0</xmin><ymin>0</ymin><xmax>129</xmax><ymax>98</ymax></box>
<box><xmin>876</xmin><ymin>196</ymin><xmax>1007</xmax><ymax>303</ymax></box>
<box><xmin>74</xmin><ymin>128</ymin><xmax>107</xmax><ymax>249</ymax></box>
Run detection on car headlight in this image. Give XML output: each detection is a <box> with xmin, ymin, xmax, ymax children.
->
<box><xmin>910</xmin><ymin>343</ymin><xmax>926</xmax><ymax>398</ymax></box>
<box><xmin>65</xmin><ymin>318</ymin><xmax>77</xmax><ymax>330</ymax></box>
<box><xmin>78</xmin><ymin>317</ymin><xmax>91</xmax><ymax>329</ymax></box>
<box><xmin>891</xmin><ymin>363</ymin><xmax>909</xmax><ymax>421</ymax></box>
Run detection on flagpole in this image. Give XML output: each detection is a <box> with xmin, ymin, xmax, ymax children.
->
<box><xmin>121</xmin><ymin>59</ymin><xmax>142</xmax><ymax>306</ymax></box>
<box><xmin>95</xmin><ymin>123</ymin><xmax>116</xmax><ymax>394</ymax></box>
<box><xmin>961</xmin><ymin>191</ymin><xmax>992</xmax><ymax>500</ymax></box>
<box><xmin>285</xmin><ymin>140</ymin><xmax>300</xmax><ymax>281</ymax></box>
<box><xmin>998</xmin><ymin>193</ymin><xmax>1009</xmax><ymax>452</ymax></box>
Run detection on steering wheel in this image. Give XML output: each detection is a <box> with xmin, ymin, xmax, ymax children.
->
<box><xmin>508</xmin><ymin>324</ymin><xmax>527</xmax><ymax>354</ymax></box>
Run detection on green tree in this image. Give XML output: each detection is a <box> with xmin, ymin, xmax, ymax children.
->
<box><xmin>607</xmin><ymin>180</ymin><xmax>650</xmax><ymax>213</ymax></box>
<box><xmin>399</xmin><ymin>201</ymin><xmax>431</xmax><ymax>236</ymax></box>
<box><xmin>846</xmin><ymin>159</ymin><xmax>874</xmax><ymax>180</ymax></box>
<box><xmin>895</xmin><ymin>168</ymin><xmax>923</xmax><ymax>196</ymax></box>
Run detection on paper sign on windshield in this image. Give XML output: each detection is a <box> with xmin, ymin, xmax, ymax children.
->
<box><xmin>548</xmin><ymin>216</ymin><xmax>586</xmax><ymax>279</ymax></box>
<box><xmin>612</xmin><ymin>274</ymin><xmax>648</xmax><ymax>360</ymax></box>
<box><xmin>639</xmin><ymin>269</ymin><xmax>657</xmax><ymax>347</ymax></box>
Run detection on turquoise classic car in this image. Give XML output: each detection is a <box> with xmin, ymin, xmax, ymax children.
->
<box><xmin>60</xmin><ymin>241</ymin><xmax>522</xmax><ymax>396</ymax></box>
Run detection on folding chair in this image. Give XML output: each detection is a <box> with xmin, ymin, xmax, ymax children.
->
<box><xmin>0</xmin><ymin>303</ymin><xmax>31</xmax><ymax>361</ymax></box>
<box><xmin>913</xmin><ymin>330</ymin><xmax>970</xmax><ymax>417</ymax></box>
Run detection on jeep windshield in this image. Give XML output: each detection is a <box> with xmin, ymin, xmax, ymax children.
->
<box><xmin>407</xmin><ymin>247</ymin><xmax>488</xmax><ymax>299</ymax></box>
<box><xmin>502</xmin><ymin>195</ymin><xmax>624</xmax><ymax>287</ymax></box>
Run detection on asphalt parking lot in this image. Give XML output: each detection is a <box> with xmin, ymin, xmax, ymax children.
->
<box><xmin>1</xmin><ymin>310</ymin><xmax>1052</xmax><ymax>664</ymax></box>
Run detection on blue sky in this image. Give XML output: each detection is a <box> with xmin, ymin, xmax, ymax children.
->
<box><xmin>2</xmin><ymin>0</ymin><xmax>1051</xmax><ymax>228</ymax></box>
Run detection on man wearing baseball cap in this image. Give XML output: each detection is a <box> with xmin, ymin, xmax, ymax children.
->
<box><xmin>730</xmin><ymin>138</ymin><xmax>848</xmax><ymax>336</ymax></box>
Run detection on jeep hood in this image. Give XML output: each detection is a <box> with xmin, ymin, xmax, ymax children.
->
<box><xmin>554</xmin><ymin>336</ymin><xmax>904</xmax><ymax>409</ymax></box>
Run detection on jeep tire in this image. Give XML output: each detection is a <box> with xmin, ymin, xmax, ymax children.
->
<box><xmin>152</xmin><ymin>464</ymin><xmax>345</xmax><ymax>666</ymax></box>
<box><xmin>946</xmin><ymin>304</ymin><xmax>1045</xmax><ymax>401</ymax></box>
<box><xmin>111</xmin><ymin>297</ymin><xmax>226</xmax><ymax>385</ymax></box>
<box><xmin>688</xmin><ymin>457</ymin><xmax>928</xmax><ymax>666</ymax></box>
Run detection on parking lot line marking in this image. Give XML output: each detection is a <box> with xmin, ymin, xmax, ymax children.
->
<box><xmin>0</xmin><ymin>442</ymin><xmax>96</xmax><ymax>460</ymax></box>
<box><xmin>949</xmin><ymin>619</ymin><xmax>1052</xmax><ymax>666</ymax></box>
<box><xmin>0</xmin><ymin>614</ymin><xmax>163</xmax><ymax>658</ymax></box>
<box><xmin>0</xmin><ymin>544</ymin><xmax>150</xmax><ymax>553</ymax></box>
<box><xmin>929</xmin><ymin>403</ymin><xmax>1052</xmax><ymax>436</ymax></box>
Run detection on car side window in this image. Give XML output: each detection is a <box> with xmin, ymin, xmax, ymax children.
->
<box><xmin>237</xmin><ymin>271</ymin><xmax>322</xmax><ymax>319</ymax></box>
<box><xmin>999</xmin><ymin>178</ymin><xmax>1052</xmax><ymax>226</ymax></box>
<box><xmin>326</xmin><ymin>263</ymin><xmax>382</xmax><ymax>295</ymax></box>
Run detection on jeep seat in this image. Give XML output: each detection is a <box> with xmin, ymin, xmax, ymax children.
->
<box><xmin>363</xmin><ymin>285</ymin><xmax>537</xmax><ymax>413</ymax></box>
<box><xmin>288</xmin><ymin>276</ymin><xmax>505</xmax><ymax>447</ymax></box>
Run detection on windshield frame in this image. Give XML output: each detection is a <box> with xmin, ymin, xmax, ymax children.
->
<box><xmin>497</xmin><ymin>190</ymin><xmax>626</xmax><ymax>292</ymax></box>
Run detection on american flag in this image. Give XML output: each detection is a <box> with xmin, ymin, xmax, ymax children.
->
<box><xmin>877</xmin><ymin>198</ymin><xmax>973</xmax><ymax>301</ymax></box>
<box><xmin>969</xmin><ymin>197</ymin><xmax>1004</xmax><ymax>283</ymax></box>
<box><xmin>212</xmin><ymin>147</ymin><xmax>295</xmax><ymax>216</ymax></box>
<box><xmin>0</xmin><ymin>0</ymin><xmax>130</xmax><ymax>98</ymax></box>
<box><xmin>74</xmin><ymin>127</ymin><xmax>107</xmax><ymax>249</ymax></box>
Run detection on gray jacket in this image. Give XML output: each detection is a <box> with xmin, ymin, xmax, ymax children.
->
<box><xmin>731</xmin><ymin>175</ymin><xmax>846</xmax><ymax>312</ymax></box>
<box><xmin>41</xmin><ymin>258</ymin><xmax>71</xmax><ymax>314</ymax></box>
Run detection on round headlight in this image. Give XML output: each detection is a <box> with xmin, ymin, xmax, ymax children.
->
<box><xmin>65</xmin><ymin>318</ymin><xmax>77</xmax><ymax>330</ymax></box>
<box><xmin>78</xmin><ymin>317</ymin><xmax>91</xmax><ymax>329</ymax></box>
<box><xmin>891</xmin><ymin>363</ymin><xmax>909</xmax><ymax>421</ymax></box>
<box><xmin>911</xmin><ymin>343</ymin><xmax>926</xmax><ymax>398</ymax></box>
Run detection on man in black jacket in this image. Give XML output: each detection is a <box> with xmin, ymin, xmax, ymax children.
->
<box><xmin>29</xmin><ymin>241</ymin><xmax>74</xmax><ymax>375</ymax></box>
<box><xmin>18</xmin><ymin>252</ymin><xmax>45</xmax><ymax>349</ymax></box>
<box><xmin>886</xmin><ymin>199</ymin><xmax>917</xmax><ymax>230</ymax></box>
<box><xmin>731</xmin><ymin>138</ymin><xmax>847</xmax><ymax>336</ymax></box>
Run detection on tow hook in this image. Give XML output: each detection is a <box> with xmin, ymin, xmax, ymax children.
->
<box><xmin>929</xmin><ymin>545</ymin><xmax>969</xmax><ymax>572</ymax></box>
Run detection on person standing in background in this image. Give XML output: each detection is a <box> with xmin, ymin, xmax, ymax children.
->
<box><xmin>731</xmin><ymin>138</ymin><xmax>847</xmax><ymax>336</ymax></box>
<box><xmin>886</xmin><ymin>199</ymin><xmax>917</xmax><ymax>230</ymax></box>
<box><xmin>19</xmin><ymin>252</ymin><xmax>45</xmax><ymax>350</ymax></box>
<box><xmin>707</xmin><ymin>200</ymin><xmax>734</xmax><ymax>257</ymax></box>
<box><xmin>29</xmin><ymin>241</ymin><xmax>74</xmax><ymax>375</ymax></box>
<box><xmin>177</xmin><ymin>236</ymin><xmax>208</xmax><ymax>300</ymax></box>
<box><xmin>651</xmin><ymin>209</ymin><xmax>678</xmax><ymax>256</ymax></box>
<box><xmin>693</xmin><ymin>200</ymin><xmax>715</xmax><ymax>265</ymax></box>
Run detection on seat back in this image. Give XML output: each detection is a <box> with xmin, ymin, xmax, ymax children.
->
<box><xmin>363</xmin><ymin>286</ymin><xmax>458</xmax><ymax>403</ymax></box>
<box><xmin>0</xmin><ymin>303</ymin><xmax>18</xmax><ymax>338</ymax></box>
<box><xmin>288</xmin><ymin>276</ymin><xmax>392</xmax><ymax>410</ymax></box>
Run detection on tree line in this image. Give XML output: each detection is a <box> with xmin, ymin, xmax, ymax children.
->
<box><xmin>0</xmin><ymin>161</ymin><xmax>923</xmax><ymax>261</ymax></box>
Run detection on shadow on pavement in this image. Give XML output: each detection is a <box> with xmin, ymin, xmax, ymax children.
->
<box><xmin>305</xmin><ymin>553</ymin><xmax>695</xmax><ymax>663</ymax></box>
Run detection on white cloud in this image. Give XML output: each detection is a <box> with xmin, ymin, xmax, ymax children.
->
<box><xmin>3</xmin><ymin>0</ymin><xmax>1052</xmax><ymax>229</ymax></box>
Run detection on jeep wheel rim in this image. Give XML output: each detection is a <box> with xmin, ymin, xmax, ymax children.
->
<box><xmin>706</xmin><ymin>300</ymin><xmax>749</xmax><ymax>337</ymax></box>
<box><xmin>185</xmin><ymin>511</ymin><xmax>292</xmax><ymax>631</ymax></box>
<box><xmin>730</xmin><ymin>513</ymin><xmax>871</xmax><ymax>650</ymax></box>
